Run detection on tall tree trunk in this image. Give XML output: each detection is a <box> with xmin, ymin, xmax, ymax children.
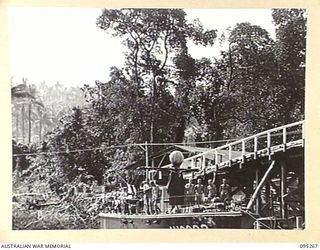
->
<box><xmin>28</xmin><ymin>102</ymin><xmax>32</xmax><ymax>143</ymax></box>
<box><xmin>150</xmin><ymin>76</ymin><xmax>157</xmax><ymax>144</ymax></box>
<box><xmin>174</xmin><ymin>94</ymin><xmax>189</xmax><ymax>143</ymax></box>
<box><xmin>39</xmin><ymin>118</ymin><xmax>42</xmax><ymax>142</ymax></box>
<box><xmin>149</xmin><ymin>75</ymin><xmax>157</xmax><ymax>168</ymax></box>
<box><xmin>175</xmin><ymin>118</ymin><xmax>186</xmax><ymax>143</ymax></box>
<box><xmin>15</xmin><ymin>111</ymin><xmax>19</xmax><ymax>141</ymax></box>
<box><xmin>216</xmin><ymin>126</ymin><xmax>223</xmax><ymax>146</ymax></box>
<box><xmin>212</xmin><ymin>122</ymin><xmax>224</xmax><ymax>148</ymax></box>
<box><xmin>21</xmin><ymin>104</ymin><xmax>25</xmax><ymax>144</ymax></box>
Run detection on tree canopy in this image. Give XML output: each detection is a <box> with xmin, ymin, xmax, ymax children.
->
<box><xmin>96</xmin><ymin>9</ymin><xmax>217</xmax><ymax>144</ymax></box>
<box><xmin>11</xmin><ymin>8</ymin><xmax>306</xmax><ymax>229</ymax></box>
<box><xmin>12</xmin><ymin>7</ymin><xmax>306</xmax><ymax>189</ymax></box>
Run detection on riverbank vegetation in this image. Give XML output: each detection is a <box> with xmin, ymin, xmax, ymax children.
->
<box><xmin>11</xmin><ymin>8</ymin><xmax>306</xmax><ymax>229</ymax></box>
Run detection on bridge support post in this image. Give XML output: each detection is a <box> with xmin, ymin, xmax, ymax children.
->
<box><xmin>255</xmin><ymin>169</ymin><xmax>260</xmax><ymax>214</ymax></box>
<box><xmin>265</xmin><ymin>181</ymin><xmax>271</xmax><ymax>216</ymax></box>
<box><xmin>280</xmin><ymin>160</ymin><xmax>288</xmax><ymax>219</ymax></box>
<box><xmin>246</xmin><ymin>161</ymin><xmax>275</xmax><ymax>212</ymax></box>
<box><xmin>269</xmin><ymin>184</ymin><xmax>274</xmax><ymax>217</ymax></box>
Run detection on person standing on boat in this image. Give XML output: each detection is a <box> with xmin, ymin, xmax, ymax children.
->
<box><xmin>184</xmin><ymin>178</ymin><xmax>195</xmax><ymax>209</ymax></box>
<box><xmin>119</xmin><ymin>188</ymin><xmax>128</xmax><ymax>214</ymax></box>
<box><xmin>141</xmin><ymin>180</ymin><xmax>152</xmax><ymax>214</ymax></box>
<box><xmin>151</xmin><ymin>181</ymin><xmax>160</xmax><ymax>214</ymax></box>
<box><xmin>166</xmin><ymin>151</ymin><xmax>185</xmax><ymax>213</ymax></box>
<box><xmin>205</xmin><ymin>179</ymin><xmax>217</xmax><ymax>203</ymax></box>
<box><xmin>194</xmin><ymin>178</ymin><xmax>204</xmax><ymax>205</ymax></box>
<box><xmin>219</xmin><ymin>178</ymin><xmax>231</xmax><ymax>202</ymax></box>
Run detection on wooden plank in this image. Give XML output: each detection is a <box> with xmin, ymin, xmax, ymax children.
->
<box><xmin>280</xmin><ymin>160</ymin><xmax>288</xmax><ymax>219</ymax></box>
<box><xmin>255</xmin><ymin>169</ymin><xmax>260</xmax><ymax>214</ymax></box>
<box><xmin>254</xmin><ymin>137</ymin><xmax>258</xmax><ymax>159</ymax></box>
<box><xmin>267</xmin><ymin>132</ymin><xmax>271</xmax><ymax>160</ymax></box>
<box><xmin>283</xmin><ymin>128</ymin><xmax>287</xmax><ymax>152</ymax></box>
<box><xmin>241</xmin><ymin>140</ymin><xmax>246</xmax><ymax>166</ymax></box>
<box><xmin>202</xmin><ymin>155</ymin><xmax>206</xmax><ymax>171</ymax></box>
<box><xmin>246</xmin><ymin>161</ymin><xmax>275</xmax><ymax>211</ymax></box>
<box><xmin>215</xmin><ymin>150</ymin><xmax>218</xmax><ymax>164</ymax></box>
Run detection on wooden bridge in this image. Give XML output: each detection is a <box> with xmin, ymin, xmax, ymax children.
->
<box><xmin>169</xmin><ymin>120</ymin><xmax>304</xmax><ymax>173</ymax></box>
<box><xmin>163</xmin><ymin>120</ymin><xmax>305</xmax><ymax>228</ymax></box>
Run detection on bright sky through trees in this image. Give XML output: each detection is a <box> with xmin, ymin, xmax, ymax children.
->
<box><xmin>8</xmin><ymin>8</ymin><xmax>275</xmax><ymax>87</ymax></box>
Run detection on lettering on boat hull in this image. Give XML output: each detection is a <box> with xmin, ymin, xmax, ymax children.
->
<box><xmin>169</xmin><ymin>224</ymin><xmax>209</xmax><ymax>229</ymax></box>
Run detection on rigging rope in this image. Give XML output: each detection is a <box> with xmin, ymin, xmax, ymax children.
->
<box><xmin>12</xmin><ymin>138</ymin><xmax>239</xmax><ymax>157</ymax></box>
<box><xmin>12</xmin><ymin>129</ymin><xmax>302</xmax><ymax>157</ymax></box>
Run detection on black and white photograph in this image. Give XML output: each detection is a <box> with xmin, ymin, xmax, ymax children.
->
<box><xmin>9</xmin><ymin>7</ymin><xmax>306</xmax><ymax>231</ymax></box>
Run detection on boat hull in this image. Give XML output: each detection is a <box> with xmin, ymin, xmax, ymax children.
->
<box><xmin>99</xmin><ymin>211</ymin><xmax>254</xmax><ymax>229</ymax></box>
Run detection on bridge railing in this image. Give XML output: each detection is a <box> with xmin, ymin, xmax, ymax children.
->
<box><xmin>163</xmin><ymin>120</ymin><xmax>305</xmax><ymax>172</ymax></box>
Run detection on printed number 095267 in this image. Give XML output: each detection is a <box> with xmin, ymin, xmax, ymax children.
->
<box><xmin>300</xmin><ymin>244</ymin><xmax>318</xmax><ymax>248</ymax></box>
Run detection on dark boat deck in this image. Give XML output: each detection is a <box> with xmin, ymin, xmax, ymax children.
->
<box><xmin>99</xmin><ymin>211</ymin><xmax>253</xmax><ymax>229</ymax></box>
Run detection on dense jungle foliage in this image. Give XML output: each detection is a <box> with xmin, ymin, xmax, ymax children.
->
<box><xmin>11</xmin><ymin>8</ymin><xmax>306</xmax><ymax>229</ymax></box>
